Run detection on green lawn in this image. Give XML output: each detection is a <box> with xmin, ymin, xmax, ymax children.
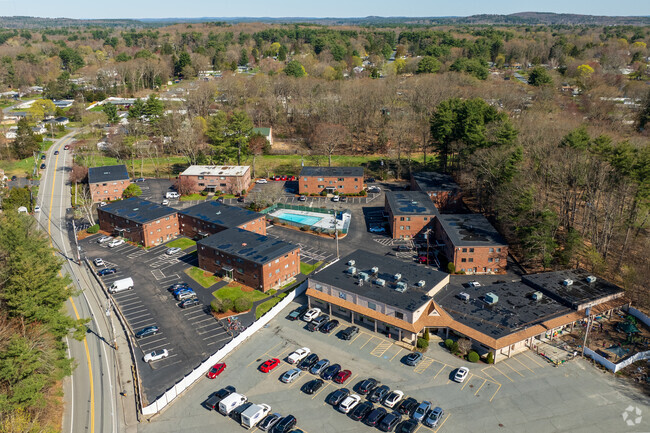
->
<box><xmin>255</xmin><ymin>292</ymin><xmax>289</xmax><ymax>320</ymax></box>
<box><xmin>165</xmin><ymin>238</ymin><xmax>196</xmax><ymax>249</ymax></box>
<box><xmin>214</xmin><ymin>194</ymin><xmax>236</xmax><ymax>200</ymax></box>
<box><xmin>213</xmin><ymin>285</ymin><xmax>269</xmax><ymax>304</ymax></box>
<box><xmin>184</xmin><ymin>267</ymin><xmax>221</xmax><ymax>288</ymax></box>
<box><xmin>180</xmin><ymin>193</ymin><xmax>207</xmax><ymax>201</ymax></box>
<box><xmin>0</xmin><ymin>156</ymin><xmax>37</xmax><ymax>177</ymax></box>
<box><xmin>300</xmin><ymin>261</ymin><xmax>323</xmax><ymax>275</ymax></box>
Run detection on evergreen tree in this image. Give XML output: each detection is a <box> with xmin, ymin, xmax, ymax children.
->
<box><xmin>12</xmin><ymin>117</ymin><xmax>38</xmax><ymax>160</ymax></box>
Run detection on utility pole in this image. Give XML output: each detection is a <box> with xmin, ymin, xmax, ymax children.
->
<box><xmin>425</xmin><ymin>228</ymin><xmax>431</xmax><ymax>265</ymax></box>
<box><xmin>71</xmin><ymin>219</ymin><xmax>82</xmax><ymax>264</ymax></box>
<box><xmin>105</xmin><ymin>298</ymin><xmax>117</xmax><ymax>350</ymax></box>
<box><xmin>581</xmin><ymin>309</ymin><xmax>592</xmax><ymax>357</ymax></box>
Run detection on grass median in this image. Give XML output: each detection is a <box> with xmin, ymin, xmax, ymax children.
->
<box><xmin>185</xmin><ymin>266</ymin><xmax>220</xmax><ymax>288</ymax></box>
<box><xmin>255</xmin><ymin>292</ymin><xmax>289</xmax><ymax>319</ymax></box>
<box><xmin>165</xmin><ymin>238</ymin><xmax>196</xmax><ymax>250</ymax></box>
<box><xmin>300</xmin><ymin>261</ymin><xmax>323</xmax><ymax>275</ymax></box>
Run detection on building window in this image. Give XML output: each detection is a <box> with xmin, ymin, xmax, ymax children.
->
<box><xmin>461</xmin><ymin>258</ymin><xmax>467</xmax><ymax>263</ymax></box>
<box><xmin>303</xmin><ymin>177</ymin><xmax>307</xmax><ymax>181</ymax></box>
<box><xmin>400</xmin><ymin>226</ymin><xmax>404</xmax><ymax>230</ymax></box>
<box><xmin>400</xmin><ymin>217</ymin><xmax>404</xmax><ymax>221</ymax></box>
<box><xmin>367</xmin><ymin>302</ymin><xmax>376</xmax><ymax>311</ymax></box>
<box><xmin>489</xmin><ymin>248</ymin><xmax>494</xmax><ymax>253</ymax></box>
<box><xmin>395</xmin><ymin>311</ymin><xmax>403</xmax><ymax>320</ymax></box>
<box><xmin>468</xmin><ymin>258</ymin><xmax>473</xmax><ymax>263</ymax></box>
<box><xmin>462</xmin><ymin>248</ymin><xmax>467</xmax><ymax>252</ymax></box>
<box><xmin>198</xmin><ymin>176</ymin><xmax>204</xmax><ymax>180</ymax></box>
<box><xmin>406</xmin><ymin>217</ymin><xmax>411</xmax><ymax>221</ymax></box>
<box><xmin>488</xmin><ymin>258</ymin><xmax>493</xmax><ymax>263</ymax></box>
<box><xmin>338</xmin><ymin>178</ymin><xmax>344</xmax><ymax>181</ymax></box>
<box><xmin>318</xmin><ymin>177</ymin><xmax>324</xmax><ymax>181</ymax></box>
<box><xmin>237</xmin><ymin>268</ymin><xmax>243</xmax><ymax>273</ymax></box>
<box><xmin>497</xmin><ymin>248</ymin><xmax>501</xmax><ymax>252</ymax></box>
<box><xmin>354</xmin><ymin>178</ymin><xmax>358</xmax><ymax>181</ymax></box>
<box><xmin>495</xmin><ymin>258</ymin><xmax>500</xmax><ymax>262</ymax></box>
<box><xmin>406</xmin><ymin>226</ymin><xmax>410</xmax><ymax>230</ymax></box>
<box><xmin>424</xmin><ymin>217</ymin><xmax>428</xmax><ymax>221</ymax></box>
<box><xmin>318</xmin><ymin>185</ymin><xmax>324</xmax><ymax>188</ymax></box>
<box><xmin>469</xmin><ymin>248</ymin><xmax>474</xmax><ymax>253</ymax></box>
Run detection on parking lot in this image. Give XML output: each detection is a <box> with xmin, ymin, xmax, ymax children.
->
<box><xmin>82</xmin><ymin>235</ymin><xmax>232</xmax><ymax>402</ymax></box>
<box><xmin>137</xmin><ymin>296</ymin><xmax>650</xmax><ymax>433</ymax></box>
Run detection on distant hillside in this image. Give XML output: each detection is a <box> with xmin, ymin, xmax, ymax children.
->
<box><xmin>0</xmin><ymin>16</ymin><xmax>146</xmax><ymax>28</ymax></box>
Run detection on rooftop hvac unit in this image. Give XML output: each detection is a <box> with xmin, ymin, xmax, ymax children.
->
<box><xmin>485</xmin><ymin>292</ymin><xmax>499</xmax><ymax>305</ymax></box>
<box><xmin>532</xmin><ymin>291</ymin><xmax>543</xmax><ymax>301</ymax></box>
<box><xmin>457</xmin><ymin>292</ymin><xmax>470</xmax><ymax>302</ymax></box>
<box><xmin>562</xmin><ymin>279</ymin><xmax>573</xmax><ymax>286</ymax></box>
<box><xmin>371</xmin><ymin>266</ymin><xmax>379</xmax><ymax>274</ymax></box>
<box><xmin>346</xmin><ymin>266</ymin><xmax>357</xmax><ymax>275</ymax></box>
<box><xmin>416</xmin><ymin>280</ymin><xmax>426</xmax><ymax>287</ymax></box>
<box><xmin>358</xmin><ymin>272</ymin><xmax>370</xmax><ymax>281</ymax></box>
<box><xmin>586</xmin><ymin>275</ymin><xmax>597</xmax><ymax>283</ymax></box>
<box><xmin>395</xmin><ymin>282</ymin><xmax>408</xmax><ymax>293</ymax></box>
<box><xmin>394</xmin><ymin>273</ymin><xmax>402</xmax><ymax>281</ymax></box>
<box><xmin>374</xmin><ymin>278</ymin><xmax>386</xmax><ymax>287</ymax></box>
<box><xmin>347</xmin><ymin>260</ymin><xmax>356</xmax><ymax>266</ymax></box>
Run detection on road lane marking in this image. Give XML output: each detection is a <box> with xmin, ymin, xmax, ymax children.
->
<box><xmin>70</xmin><ymin>298</ymin><xmax>94</xmax><ymax>433</ymax></box>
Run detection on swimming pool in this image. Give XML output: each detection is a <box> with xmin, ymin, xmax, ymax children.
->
<box><xmin>276</xmin><ymin>211</ymin><xmax>323</xmax><ymax>226</ymax></box>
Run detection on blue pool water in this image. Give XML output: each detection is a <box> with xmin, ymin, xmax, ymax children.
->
<box><xmin>276</xmin><ymin>212</ymin><xmax>323</xmax><ymax>226</ymax></box>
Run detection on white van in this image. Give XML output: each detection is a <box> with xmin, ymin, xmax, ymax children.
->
<box><xmin>109</xmin><ymin>277</ymin><xmax>134</xmax><ymax>294</ymax></box>
<box><xmin>218</xmin><ymin>392</ymin><xmax>247</xmax><ymax>415</ymax></box>
<box><xmin>241</xmin><ymin>403</ymin><xmax>271</xmax><ymax>429</ymax></box>
<box><xmin>165</xmin><ymin>192</ymin><xmax>180</xmax><ymax>199</ymax></box>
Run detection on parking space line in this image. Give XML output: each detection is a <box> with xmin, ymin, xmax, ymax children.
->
<box><xmin>501</xmin><ymin>360</ymin><xmax>525</xmax><ymax>377</ymax></box>
<box><xmin>489</xmin><ymin>383</ymin><xmax>502</xmax><ymax>402</ymax></box>
<box><xmin>207</xmin><ymin>337</ymin><xmax>231</xmax><ymax>346</ymax></box>
<box><xmin>414</xmin><ymin>357</ymin><xmax>434</xmax><ymax>374</ymax></box>
<box><xmin>129</xmin><ymin>317</ymin><xmax>155</xmax><ymax>326</ymax></box>
<box><xmin>480</xmin><ymin>367</ymin><xmax>498</xmax><ymax>383</ymax></box>
<box><xmin>461</xmin><ymin>374</ymin><xmax>473</xmax><ymax>390</ymax></box>
<box><xmin>474</xmin><ymin>378</ymin><xmax>487</xmax><ymax>396</ymax></box>
<box><xmin>138</xmin><ymin>336</ymin><xmax>167</xmax><ymax>346</ymax></box>
<box><xmin>370</xmin><ymin>341</ymin><xmax>392</xmax><ymax>357</ymax></box>
<box><xmin>390</xmin><ymin>348</ymin><xmax>404</xmax><ymax>362</ymax></box>
<box><xmin>120</xmin><ymin>304</ymin><xmax>145</xmax><ymax>312</ymax></box>
<box><xmin>359</xmin><ymin>334</ymin><xmax>376</xmax><ymax>349</ymax></box>
<box><xmin>488</xmin><ymin>365</ymin><xmax>514</xmax><ymax>382</ymax></box>
<box><xmin>433</xmin><ymin>364</ymin><xmax>447</xmax><ymax>379</ymax></box>
<box><xmin>511</xmin><ymin>356</ymin><xmax>534</xmax><ymax>373</ymax></box>
<box><xmin>521</xmin><ymin>351</ymin><xmax>545</xmax><ymax>368</ymax></box>
<box><xmin>433</xmin><ymin>413</ymin><xmax>451</xmax><ymax>433</ymax></box>
<box><xmin>311</xmin><ymin>381</ymin><xmax>331</xmax><ymax>399</ymax></box>
<box><xmin>348</xmin><ymin>331</ymin><xmax>363</xmax><ymax>345</ymax></box>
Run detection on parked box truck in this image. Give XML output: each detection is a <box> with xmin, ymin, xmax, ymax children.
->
<box><xmin>241</xmin><ymin>403</ymin><xmax>271</xmax><ymax>429</ymax></box>
<box><xmin>218</xmin><ymin>392</ymin><xmax>247</xmax><ymax>415</ymax></box>
<box><xmin>109</xmin><ymin>277</ymin><xmax>133</xmax><ymax>293</ymax></box>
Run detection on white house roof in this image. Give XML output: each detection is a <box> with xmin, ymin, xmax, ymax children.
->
<box><xmin>180</xmin><ymin>165</ymin><xmax>250</xmax><ymax>177</ymax></box>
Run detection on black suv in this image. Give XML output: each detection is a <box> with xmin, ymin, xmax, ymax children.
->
<box><xmin>358</xmin><ymin>378</ymin><xmax>379</xmax><ymax>395</ymax></box>
<box><xmin>364</xmin><ymin>407</ymin><xmax>387</xmax><ymax>427</ymax></box>
<box><xmin>321</xmin><ymin>319</ymin><xmax>339</xmax><ymax>333</ymax></box>
<box><xmin>369</xmin><ymin>385</ymin><xmax>390</xmax><ymax>403</ymax></box>
<box><xmin>288</xmin><ymin>305</ymin><xmax>308</xmax><ymax>321</ymax></box>
<box><xmin>340</xmin><ymin>325</ymin><xmax>359</xmax><ymax>340</ymax></box>
<box><xmin>378</xmin><ymin>411</ymin><xmax>402</xmax><ymax>432</ymax></box>
<box><xmin>203</xmin><ymin>385</ymin><xmax>235</xmax><ymax>410</ymax></box>
<box><xmin>326</xmin><ymin>388</ymin><xmax>350</xmax><ymax>406</ymax></box>
<box><xmin>349</xmin><ymin>401</ymin><xmax>374</xmax><ymax>421</ymax></box>
<box><xmin>298</xmin><ymin>353</ymin><xmax>319</xmax><ymax>370</ymax></box>
<box><xmin>397</xmin><ymin>397</ymin><xmax>418</xmax><ymax>416</ymax></box>
<box><xmin>306</xmin><ymin>314</ymin><xmax>329</xmax><ymax>332</ymax></box>
<box><xmin>303</xmin><ymin>379</ymin><xmax>325</xmax><ymax>395</ymax></box>
<box><xmin>272</xmin><ymin>414</ymin><xmax>297</xmax><ymax>433</ymax></box>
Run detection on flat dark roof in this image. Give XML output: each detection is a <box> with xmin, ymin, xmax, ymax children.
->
<box><xmin>310</xmin><ymin>250</ymin><xmax>449</xmax><ymax>313</ymax></box>
<box><xmin>198</xmin><ymin>228</ymin><xmax>298</xmax><ymax>265</ymax></box>
<box><xmin>435</xmin><ymin>276</ymin><xmax>571</xmax><ymax>339</ymax></box>
<box><xmin>300</xmin><ymin>166</ymin><xmax>364</xmax><ymax>177</ymax></box>
<box><xmin>436</xmin><ymin>213</ymin><xmax>506</xmax><ymax>247</ymax></box>
<box><xmin>88</xmin><ymin>165</ymin><xmax>129</xmax><ymax>184</ymax></box>
<box><xmin>412</xmin><ymin>172</ymin><xmax>460</xmax><ymax>193</ymax></box>
<box><xmin>385</xmin><ymin>191</ymin><xmax>439</xmax><ymax>216</ymax></box>
<box><xmin>522</xmin><ymin>269</ymin><xmax>624</xmax><ymax>309</ymax></box>
<box><xmin>179</xmin><ymin>201</ymin><xmax>263</xmax><ymax>228</ymax></box>
<box><xmin>99</xmin><ymin>197</ymin><xmax>176</xmax><ymax>224</ymax></box>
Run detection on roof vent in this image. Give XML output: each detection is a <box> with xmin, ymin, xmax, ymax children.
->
<box><xmin>358</xmin><ymin>272</ymin><xmax>369</xmax><ymax>281</ymax></box>
<box><xmin>416</xmin><ymin>280</ymin><xmax>426</xmax><ymax>287</ymax></box>
<box><xmin>586</xmin><ymin>275</ymin><xmax>597</xmax><ymax>283</ymax></box>
<box><xmin>346</xmin><ymin>266</ymin><xmax>357</xmax><ymax>275</ymax></box>
<box><xmin>374</xmin><ymin>278</ymin><xmax>386</xmax><ymax>287</ymax></box>
<box><xmin>562</xmin><ymin>279</ymin><xmax>573</xmax><ymax>286</ymax></box>
<box><xmin>458</xmin><ymin>292</ymin><xmax>470</xmax><ymax>302</ymax></box>
<box><xmin>485</xmin><ymin>292</ymin><xmax>499</xmax><ymax>305</ymax></box>
<box><xmin>394</xmin><ymin>273</ymin><xmax>402</xmax><ymax>281</ymax></box>
<box><xmin>371</xmin><ymin>266</ymin><xmax>379</xmax><ymax>275</ymax></box>
<box><xmin>395</xmin><ymin>282</ymin><xmax>408</xmax><ymax>292</ymax></box>
<box><xmin>242</xmin><ymin>243</ymin><xmax>247</xmax><ymax>246</ymax></box>
<box><xmin>532</xmin><ymin>291</ymin><xmax>543</xmax><ymax>301</ymax></box>
<box><xmin>347</xmin><ymin>260</ymin><xmax>356</xmax><ymax>266</ymax></box>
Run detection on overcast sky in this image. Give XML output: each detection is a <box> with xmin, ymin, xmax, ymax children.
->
<box><xmin>0</xmin><ymin>0</ymin><xmax>648</xmax><ymax>19</ymax></box>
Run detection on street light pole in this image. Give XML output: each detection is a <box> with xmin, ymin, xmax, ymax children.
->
<box><xmin>105</xmin><ymin>298</ymin><xmax>117</xmax><ymax>350</ymax></box>
<box><xmin>71</xmin><ymin>218</ymin><xmax>82</xmax><ymax>264</ymax></box>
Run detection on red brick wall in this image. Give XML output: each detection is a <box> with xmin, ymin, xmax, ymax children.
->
<box><xmin>385</xmin><ymin>201</ymin><xmax>435</xmax><ymax>240</ymax></box>
<box><xmin>179</xmin><ymin>169</ymin><xmax>251</xmax><ymax>194</ymax></box>
<box><xmin>90</xmin><ymin>179</ymin><xmax>131</xmax><ymax>203</ymax></box>
<box><xmin>98</xmin><ymin>209</ymin><xmax>179</xmax><ymax>246</ymax></box>
<box><xmin>299</xmin><ymin>175</ymin><xmax>363</xmax><ymax>195</ymax></box>
<box><xmin>179</xmin><ymin>214</ymin><xmax>266</xmax><ymax>239</ymax></box>
<box><xmin>198</xmin><ymin>245</ymin><xmax>300</xmax><ymax>292</ymax></box>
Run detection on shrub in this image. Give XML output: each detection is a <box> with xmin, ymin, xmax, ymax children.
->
<box><xmin>423</xmin><ymin>329</ymin><xmax>430</xmax><ymax>342</ymax></box>
<box><xmin>486</xmin><ymin>351</ymin><xmax>494</xmax><ymax>364</ymax></box>
<box><xmin>87</xmin><ymin>224</ymin><xmax>99</xmax><ymax>234</ymax></box>
<box><xmin>241</xmin><ymin>189</ymin><xmax>246</xmax><ymax>196</ymax></box>
<box><xmin>221</xmin><ymin>298</ymin><xmax>234</xmax><ymax>313</ymax></box>
<box><xmin>445</xmin><ymin>339</ymin><xmax>454</xmax><ymax>350</ymax></box>
<box><xmin>416</xmin><ymin>338</ymin><xmax>429</xmax><ymax>351</ymax></box>
<box><xmin>210</xmin><ymin>299</ymin><xmax>223</xmax><ymax>313</ymax></box>
<box><xmin>299</xmin><ymin>226</ymin><xmax>308</xmax><ymax>231</ymax></box>
<box><xmin>468</xmin><ymin>351</ymin><xmax>480</xmax><ymax>363</ymax></box>
<box><xmin>457</xmin><ymin>338</ymin><xmax>472</xmax><ymax>355</ymax></box>
<box><xmin>234</xmin><ymin>298</ymin><xmax>252</xmax><ymax>313</ymax></box>
<box><xmin>450</xmin><ymin>341</ymin><xmax>459</xmax><ymax>354</ymax></box>
<box><xmin>447</xmin><ymin>262</ymin><xmax>455</xmax><ymax>273</ymax></box>
<box><xmin>200</xmin><ymin>190</ymin><xmax>208</xmax><ymax>196</ymax></box>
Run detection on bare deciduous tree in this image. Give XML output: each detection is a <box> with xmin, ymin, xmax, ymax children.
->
<box><xmin>309</xmin><ymin>123</ymin><xmax>349</xmax><ymax>167</ymax></box>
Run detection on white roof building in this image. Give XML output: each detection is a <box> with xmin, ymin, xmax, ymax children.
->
<box><xmin>180</xmin><ymin>165</ymin><xmax>250</xmax><ymax>177</ymax></box>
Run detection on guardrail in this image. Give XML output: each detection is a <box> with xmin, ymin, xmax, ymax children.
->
<box><xmin>141</xmin><ymin>279</ymin><xmax>308</xmax><ymax>416</ymax></box>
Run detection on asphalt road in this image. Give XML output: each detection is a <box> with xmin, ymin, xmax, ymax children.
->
<box><xmin>35</xmin><ymin>131</ymin><xmax>122</xmax><ymax>433</ymax></box>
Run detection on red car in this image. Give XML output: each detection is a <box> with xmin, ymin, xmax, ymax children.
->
<box><xmin>272</xmin><ymin>175</ymin><xmax>282</xmax><ymax>181</ymax></box>
<box><xmin>63</xmin><ymin>145</ymin><xmax>70</xmax><ymax>150</ymax></box>
<box><xmin>260</xmin><ymin>358</ymin><xmax>281</xmax><ymax>373</ymax></box>
<box><xmin>334</xmin><ymin>369</ymin><xmax>352</xmax><ymax>384</ymax></box>
<box><xmin>287</xmin><ymin>175</ymin><xmax>296</xmax><ymax>181</ymax></box>
<box><xmin>280</xmin><ymin>175</ymin><xmax>288</xmax><ymax>181</ymax></box>
<box><xmin>207</xmin><ymin>362</ymin><xmax>226</xmax><ymax>379</ymax></box>
<box><xmin>417</xmin><ymin>256</ymin><xmax>429</xmax><ymax>264</ymax></box>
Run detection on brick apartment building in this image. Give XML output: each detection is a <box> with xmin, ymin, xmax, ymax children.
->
<box><xmin>299</xmin><ymin>166</ymin><xmax>364</xmax><ymax>195</ymax></box>
<box><xmin>88</xmin><ymin>165</ymin><xmax>131</xmax><ymax>203</ymax></box>
<box><xmin>178</xmin><ymin>201</ymin><xmax>266</xmax><ymax>239</ymax></box>
<box><xmin>434</xmin><ymin>213</ymin><xmax>508</xmax><ymax>274</ymax></box>
<box><xmin>384</xmin><ymin>191</ymin><xmax>439</xmax><ymax>239</ymax></box>
<box><xmin>197</xmin><ymin>228</ymin><xmax>300</xmax><ymax>292</ymax></box>
<box><xmin>411</xmin><ymin>172</ymin><xmax>463</xmax><ymax>212</ymax></box>
<box><xmin>97</xmin><ymin>197</ymin><xmax>179</xmax><ymax>246</ymax></box>
<box><xmin>179</xmin><ymin>165</ymin><xmax>251</xmax><ymax>194</ymax></box>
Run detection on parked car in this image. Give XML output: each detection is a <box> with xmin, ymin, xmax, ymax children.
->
<box><xmin>280</xmin><ymin>368</ymin><xmax>301</xmax><ymax>384</ymax></box>
<box><xmin>93</xmin><ymin>258</ymin><xmax>105</xmax><ymax>267</ymax></box>
<box><xmin>384</xmin><ymin>390</ymin><xmax>404</xmax><ymax>408</ymax></box>
<box><xmin>175</xmin><ymin>290</ymin><xmax>196</xmax><ymax>301</ymax></box>
<box><xmin>326</xmin><ymin>388</ymin><xmax>350</xmax><ymax>406</ymax></box>
<box><xmin>358</xmin><ymin>378</ymin><xmax>379</xmax><ymax>395</ymax></box>
<box><xmin>134</xmin><ymin>177</ymin><xmax>145</xmax><ymax>182</ymax></box>
<box><xmin>338</xmin><ymin>394</ymin><xmax>361</xmax><ymax>414</ymax></box>
<box><xmin>310</xmin><ymin>359</ymin><xmax>330</xmax><ymax>375</ymax></box>
<box><xmin>179</xmin><ymin>297</ymin><xmax>200</xmax><ymax>308</ymax></box>
<box><xmin>108</xmin><ymin>238</ymin><xmax>125</xmax><ymax>248</ymax></box>
<box><xmin>334</xmin><ymin>369</ymin><xmax>352</xmax><ymax>384</ymax></box>
<box><xmin>34</xmin><ymin>206</ymin><xmax>41</xmax><ymax>213</ymax></box>
<box><xmin>369</xmin><ymin>226</ymin><xmax>386</xmax><ymax>234</ymax></box>
<box><xmin>172</xmin><ymin>286</ymin><xmax>193</xmax><ymax>296</ymax></box>
<box><xmin>364</xmin><ymin>407</ymin><xmax>387</xmax><ymax>427</ymax></box>
<box><xmin>10</xmin><ymin>175</ymin><xmax>17</xmax><ymax>181</ymax></box>
<box><xmin>331</xmin><ymin>195</ymin><xmax>340</xmax><ymax>202</ymax></box>
<box><xmin>423</xmin><ymin>407</ymin><xmax>444</xmax><ymax>428</ymax></box>
<box><xmin>272</xmin><ymin>414</ymin><xmax>297</xmax><ymax>433</ymax></box>
<box><xmin>396</xmin><ymin>419</ymin><xmax>419</xmax><ymax>433</ymax></box>
<box><xmin>143</xmin><ymin>349</ymin><xmax>169</xmax><ymax>362</ymax></box>
<box><xmin>97</xmin><ymin>235</ymin><xmax>112</xmax><ymax>244</ymax></box>
<box><xmin>397</xmin><ymin>397</ymin><xmax>418</xmax><ymax>416</ymax></box>
<box><xmin>165</xmin><ymin>192</ymin><xmax>180</xmax><ymax>199</ymax></box>
<box><xmin>166</xmin><ymin>247</ymin><xmax>182</xmax><ymax>255</ymax></box>
<box><xmin>412</xmin><ymin>401</ymin><xmax>431</xmax><ymax>423</ymax></box>
<box><xmin>339</xmin><ymin>196</ymin><xmax>347</xmax><ymax>202</ymax></box>
<box><xmin>287</xmin><ymin>305</ymin><xmax>308</xmax><ymax>321</ymax></box>
<box><xmin>303</xmin><ymin>378</ymin><xmax>324</xmax><ymax>395</ymax></box>
<box><xmin>287</xmin><ymin>175</ymin><xmax>296</xmax><ymax>181</ymax></box>
<box><xmin>366</xmin><ymin>177</ymin><xmax>376</xmax><ymax>183</ymax></box>
<box><xmin>258</xmin><ymin>413</ymin><xmax>282</xmax><ymax>431</ymax></box>
<box><xmin>321</xmin><ymin>319</ymin><xmax>339</xmax><ymax>333</ymax></box>
<box><xmin>454</xmin><ymin>367</ymin><xmax>469</xmax><ymax>383</ymax></box>
<box><xmin>417</xmin><ymin>256</ymin><xmax>429</xmax><ymax>264</ymax></box>
<box><xmin>349</xmin><ymin>400</ymin><xmax>374</xmax><ymax>421</ymax></box>
<box><xmin>260</xmin><ymin>358</ymin><xmax>281</xmax><ymax>373</ymax></box>
<box><xmin>40</xmin><ymin>163</ymin><xmax>46</xmax><ymax>169</ymax></box>
<box><xmin>97</xmin><ymin>268</ymin><xmax>117</xmax><ymax>276</ymax></box>
<box><xmin>298</xmin><ymin>353</ymin><xmax>319</xmax><ymax>371</ymax></box>
<box><xmin>394</xmin><ymin>245</ymin><xmax>411</xmax><ymax>253</ymax></box>
<box><xmin>237</xmin><ymin>196</ymin><xmax>245</xmax><ymax>202</ymax></box>
<box><xmin>256</xmin><ymin>178</ymin><xmax>268</xmax><ymax>184</ymax></box>
<box><xmin>379</xmin><ymin>411</ymin><xmax>402</xmax><ymax>432</ymax></box>
<box><xmin>287</xmin><ymin>347</ymin><xmax>311</xmax><ymax>364</ymax></box>
<box><xmin>54</xmin><ymin>151</ymin><xmax>59</xmax><ymax>155</ymax></box>
<box><xmin>40</xmin><ymin>154</ymin><xmax>46</xmax><ymax>160</ymax></box>
<box><xmin>203</xmin><ymin>385</ymin><xmax>236</xmax><ymax>410</ymax></box>
<box><xmin>301</xmin><ymin>307</ymin><xmax>321</xmax><ymax>322</ymax></box>
<box><xmin>230</xmin><ymin>402</ymin><xmax>254</xmax><ymax>424</ymax></box>
<box><xmin>298</xmin><ymin>195</ymin><xmax>307</xmax><ymax>201</ymax></box>
<box><xmin>135</xmin><ymin>326</ymin><xmax>159</xmax><ymax>339</ymax></box>
<box><xmin>369</xmin><ymin>385</ymin><xmax>390</xmax><ymax>403</ymax></box>
<box><xmin>340</xmin><ymin>326</ymin><xmax>359</xmax><ymax>340</ymax></box>
<box><xmin>306</xmin><ymin>314</ymin><xmax>329</xmax><ymax>332</ymax></box>
<box><xmin>405</xmin><ymin>352</ymin><xmax>423</xmax><ymax>366</ymax></box>
<box><xmin>367</xmin><ymin>186</ymin><xmax>381</xmax><ymax>193</ymax></box>
<box><xmin>321</xmin><ymin>363</ymin><xmax>341</xmax><ymax>380</ymax></box>
<box><xmin>161</xmin><ymin>199</ymin><xmax>170</xmax><ymax>206</ymax></box>
<box><xmin>207</xmin><ymin>363</ymin><xmax>226</xmax><ymax>379</ymax></box>
<box><xmin>169</xmin><ymin>282</ymin><xmax>189</xmax><ymax>291</ymax></box>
